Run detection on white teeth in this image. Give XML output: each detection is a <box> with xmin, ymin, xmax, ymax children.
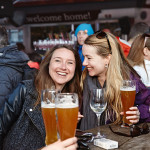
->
<box><xmin>87</xmin><ymin>67</ymin><xmax>92</xmax><ymax>70</ymax></box>
<box><xmin>57</xmin><ymin>72</ymin><xmax>66</xmax><ymax>76</ymax></box>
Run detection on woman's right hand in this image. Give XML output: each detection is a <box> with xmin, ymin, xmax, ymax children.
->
<box><xmin>42</xmin><ymin>137</ymin><xmax>78</xmax><ymax>150</ymax></box>
<box><xmin>78</xmin><ymin>112</ymin><xmax>84</xmax><ymax>122</ymax></box>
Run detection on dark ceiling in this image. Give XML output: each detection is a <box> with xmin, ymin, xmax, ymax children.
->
<box><xmin>13</xmin><ymin>0</ymin><xmax>109</xmax><ymax>7</ymax></box>
<box><xmin>10</xmin><ymin>0</ymin><xmax>147</xmax><ymax>15</ymax></box>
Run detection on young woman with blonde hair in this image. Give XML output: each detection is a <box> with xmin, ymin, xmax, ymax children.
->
<box><xmin>80</xmin><ymin>31</ymin><xmax>150</xmax><ymax>130</ymax></box>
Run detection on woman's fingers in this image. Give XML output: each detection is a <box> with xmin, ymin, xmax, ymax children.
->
<box><xmin>120</xmin><ymin>112</ymin><xmax>124</xmax><ymax>115</ymax></box>
<box><xmin>78</xmin><ymin>112</ymin><xmax>84</xmax><ymax>121</ymax></box>
<box><xmin>65</xmin><ymin>143</ymin><xmax>78</xmax><ymax>150</ymax></box>
<box><xmin>41</xmin><ymin>138</ymin><xmax>77</xmax><ymax>150</ymax></box>
<box><xmin>120</xmin><ymin>107</ymin><xmax>140</xmax><ymax>124</ymax></box>
<box><xmin>62</xmin><ymin>137</ymin><xmax>77</xmax><ymax>148</ymax></box>
<box><xmin>129</xmin><ymin>106</ymin><xmax>138</xmax><ymax>111</ymax></box>
<box><xmin>129</xmin><ymin>119</ymin><xmax>139</xmax><ymax>124</ymax></box>
<box><xmin>78</xmin><ymin>115</ymin><xmax>84</xmax><ymax>121</ymax></box>
<box><xmin>125</xmin><ymin>106</ymin><xmax>140</xmax><ymax>124</ymax></box>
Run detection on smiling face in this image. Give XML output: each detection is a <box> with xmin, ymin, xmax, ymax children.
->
<box><xmin>77</xmin><ymin>30</ymin><xmax>88</xmax><ymax>45</ymax></box>
<box><xmin>82</xmin><ymin>44</ymin><xmax>110</xmax><ymax>78</ymax></box>
<box><xmin>49</xmin><ymin>48</ymin><xmax>76</xmax><ymax>90</ymax></box>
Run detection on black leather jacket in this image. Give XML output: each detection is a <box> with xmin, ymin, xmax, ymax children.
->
<box><xmin>0</xmin><ymin>80</ymin><xmax>45</xmax><ymax>150</ymax></box>
<box><xmin>0</xmin><ymin>82</ymin><xmax>26</xmax><ymax>149</ymax></box>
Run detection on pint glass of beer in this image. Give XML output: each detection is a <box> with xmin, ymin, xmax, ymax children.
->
<box><xmin>41</xmin><ymin>89</ymin><xmax>58</xmax><ymax>145</ymax></box>
<box><xmin>56</xmin><ymin>93</ymin><xmax>79</xmax><ymax>141</ymax></box>
<box><xmin>120</xmin><ymin>80</ymin><xmax>136</xmax><ymax>127</ymax></box>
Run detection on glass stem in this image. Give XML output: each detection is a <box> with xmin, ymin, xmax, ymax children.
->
<box><xmin>96</xmin><ymin>113</ymin><xmax>101</xmax><ymax>127</ymax></box>
<box><xmin>96</xmin><ymin>113</ymin><xmax>102</xmax><ymax>137</ymax></box>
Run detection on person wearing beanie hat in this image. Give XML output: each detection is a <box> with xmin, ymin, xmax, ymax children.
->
<box><xmin>75</xmin><ymin>23</ymin><xmax>94</xmax><ymax>71</ymax></box>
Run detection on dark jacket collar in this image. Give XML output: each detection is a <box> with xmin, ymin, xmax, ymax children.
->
<box><xmin>86</xmin><ymin>72</ymin><xmax>106</xmax><ymax>91</ymax></box>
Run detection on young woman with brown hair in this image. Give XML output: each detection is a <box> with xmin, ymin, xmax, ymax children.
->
<box><xmin>0</xmin><ymin>44</ymin><xmax>82</xmax><ymax>150</ymax></box>
<box><xmin>127</xmin><ymin>33</ymin><xmax>150</xmax><ymax>87</ymax></box>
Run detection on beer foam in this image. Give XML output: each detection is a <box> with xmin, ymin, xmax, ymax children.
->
<box><xmin>59</xmin><ymin>97</ymin><xmax>73</xmax><ymax>102</ymax></box>
<box><xmin>41</xmin><ymin>101</ymin><xmax>55</xmax><ymax>108</ymax></box>
<box><xmin>120</xmin><ymin>87</ymin><xmax>136</xmax><ymax>91</ymax></box>
<box><xmin>56</xmin><ymin>103</ymin><xmax>78</xmax><ymax>108</ymax></box>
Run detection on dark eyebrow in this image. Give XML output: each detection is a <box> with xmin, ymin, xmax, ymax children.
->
<box><xmin>53</xmin><ymin>57</ymin><xmax>75</xmax><ymax>62</ymax></box>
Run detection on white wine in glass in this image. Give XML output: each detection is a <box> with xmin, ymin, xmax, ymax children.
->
<box><xmin>90</xmin><ymin>88</ymin><xmax>107</xmax><ymax>138</ymax></box>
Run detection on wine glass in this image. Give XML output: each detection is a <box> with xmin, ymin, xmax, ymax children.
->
<box><xmin>90</xmin><ymin>88</ymin><xmax>107</xmax><ymax>138</ymax></box>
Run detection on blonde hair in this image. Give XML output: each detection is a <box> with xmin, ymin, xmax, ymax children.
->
<box><xmin>82</xmin><ymin>32</ymin><xmax>137</xmax><ymax>124</ymax></box>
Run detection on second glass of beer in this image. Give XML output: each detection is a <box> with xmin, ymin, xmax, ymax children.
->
<box><xmin>41</xmin><ymin>89</ymin><xmax>58</xmax><ymax>145</ymax></box>
<box><xmin>120</xmin><ymin>80</ymin><xmax>136</xmax><ymax>127</ymax></box>
<box><xmin>56</xmin><ymin>93</ymin><xmax>79</xmax><ymax>141</ymax></box>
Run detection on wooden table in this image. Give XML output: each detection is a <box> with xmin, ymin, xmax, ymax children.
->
<box><xmin>85</xmin><ymin>123</ymin><xmax>150</xmax><ymax>150</ymax></box>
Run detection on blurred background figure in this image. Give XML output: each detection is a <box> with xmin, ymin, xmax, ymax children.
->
<box><xmin>102</xmin><ymin>28</ymin><xmax>111</xmax><ymax>33</ymax></box>
<box><xmin>20</xmin><ymin>51</ymin><xmax>43</xmax><ymax>80</ymax></box>
<box><xmin>114</xmin><ymin>27</ymin><xmax>131</xmax><ymax>57</ymax></box>
<box><xmin>103</xmin><ymin>28</ymin><xmax>131</xmax><ymax>57</ymax></box>
<box><xmin>116</xmin><ymin>36</ymin><xmax>131</xmax><ymax>57</ymax></box>
<box><xmin>127</xmin><ymin>33</ymin><xmax>150</xmax><ymax>88</ymax></box>
<box><xmin>0</xmin><ymin>25</ymin><xmax>29</xmax><ymax>109</ymax></box>
<box><xmin>16</xmin><ymin>42</ymin><xmax>41</xmax><ymax>80</ymax></box>
<box><xmin>128</xmin><ymin>22</ymin><xmax>150</xmax><ymax>45</ymax></box>
<box><xmin>16</xmin><ymin>42</ymin><xmax>26</xmax><ymax>53</ymax></box>
<box><xmin>75</xmin><ymin>23</ymin><xmax>94</xmax><ymax>71</ymax></box>
<box><xmin>27</xmin><ymin>52</ymin><xmax>42</xmax><ymax>70</ymax></box>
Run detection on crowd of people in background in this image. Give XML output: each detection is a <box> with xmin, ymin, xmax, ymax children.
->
<box><xmin>0</xmin><ymin>20</ymin><xmax>150</xmax><ymax>150</ymax></box>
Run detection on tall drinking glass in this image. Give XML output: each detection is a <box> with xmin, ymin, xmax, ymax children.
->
<box><xmin>41</xmin><ymin>89</ymin><xmax>58</xmax><ymax>145</ymax></box>
<box><xmin>90</xmin><ymin>88</ymin><xmax>107</xmax><ymax>138</ymax></box>
<box><xmin>120</xmin><ymin>80</ymin><xmax>136</xmax><ymax>127</ymax></box>
<box><xmin>56</xmin><ymin>93</ymin><xmax>79</xmax><ymax>141</ymax></box>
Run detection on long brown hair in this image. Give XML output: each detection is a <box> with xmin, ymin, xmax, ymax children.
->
<box><xmin>35</xmin><ymin>44</ymin><xmax>82</xmax><ymax>106</ymax></box>
<box><xmin>81</xmin><ymin>32</ymin><xmax>139</xmax><ymax>124</ymax></box>
<box><xmin>127</xmin><ymin>33</ymin><xmax>150</xmax><ymax>76</ymax></box>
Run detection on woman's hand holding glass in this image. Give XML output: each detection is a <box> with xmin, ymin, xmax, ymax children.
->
<box><xmin>42</xmin><ymin>137</ymin><xmax>78</xmax><ymax>150</ymax></box>
<box><xmin>120</xmin><ymin>106</ymin><xmax>140</xmax><ymax>124</ymax></box>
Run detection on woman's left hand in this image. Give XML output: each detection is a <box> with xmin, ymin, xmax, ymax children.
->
<box><xmin>126</xmin><ymin>106</ymin><xmax>140</xmax><ymax>124</ymax></box>
<box><xmin>120</xmin><ymin>106</ymin><xmax>140</xmax><ymax>124</ymax></box>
